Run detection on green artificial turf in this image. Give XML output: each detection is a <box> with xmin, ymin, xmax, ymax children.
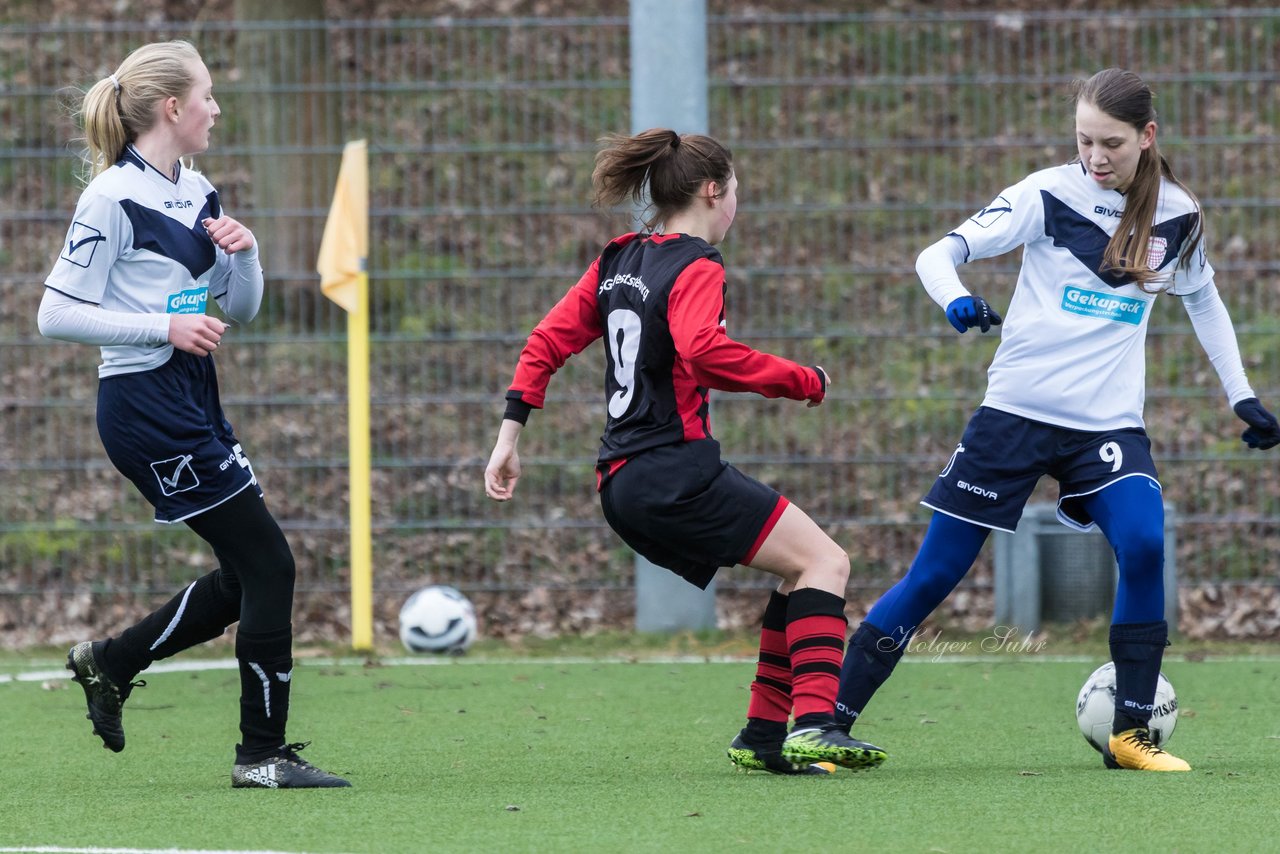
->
<box><xmin>3</xmin><ymin>652</ymin><xmax>1279</xmax><ymax>853</ymax></box>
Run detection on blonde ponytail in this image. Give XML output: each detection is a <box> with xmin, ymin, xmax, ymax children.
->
<box><xmin>77</xmin><ymin>40</ymin><xmax>202</xmax><ymax>180</ymax></box>
<box><xmin>82</xmin><ymin>77</ymin><xmax>128</xmax><ymax>178</ymax></box>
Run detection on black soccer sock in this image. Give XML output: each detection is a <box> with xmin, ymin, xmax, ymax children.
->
<box><xmin>834</xmin><ymin>621</ymin><xmax>907</xmax><ymax>730</ymax></box>
<box><xmin>1110</xmin><ymin>620</ymin><xmax>1169</xmax><ymax>734</ymax></box>
<box><xmin>101</xmin><ymin>568</ymin><xmax>241</xmax><ymax>683</ymax></box>
<box><xmin>235</xmin><ymin>625</ymin><xmax>294</xmax><ymax>763</ymax></box>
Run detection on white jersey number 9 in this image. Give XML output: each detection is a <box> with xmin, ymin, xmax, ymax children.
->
<box><xmin>1099</xmin><ymin>441</ymin><xmax>1123</xmax><ymax>473</ymax></box>
<box><xmin>606</xmin><ymin>309</ymin><xmax>642</xmax><ymax>418</ymax></box>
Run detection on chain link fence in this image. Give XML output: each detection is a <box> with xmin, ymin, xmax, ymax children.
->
<box><xmin>2</xmin><ymin>10</ymin><xmax>1278</xmax><ymax>642</ymax></box>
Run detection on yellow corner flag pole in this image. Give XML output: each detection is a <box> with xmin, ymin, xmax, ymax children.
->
<box><xmin>317</xmin><ymin>140</ymin><xmax>373</xmax><ymax>651</ymax></box>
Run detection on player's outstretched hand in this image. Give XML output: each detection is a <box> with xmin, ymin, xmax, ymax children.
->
<box><xmin>1233</xmin><ymin>398</ymin><xmax>1280</xmax><ymax>450</ymax></box>
<box><xmin>169</xmin><ymin>313</ymin><xmax>227</xmax><ymax>356</ymax></box>
<box><xmin>945</xmin><ymin>295</ymin><xmax>1003</xmax><ymax>334</ymax></box>
<box><xmin>203</xmin><ymin>216</ymin><xmax>256</xmax><ymax>254</ymax></box>
<box><xmin>484</xmin><ymin>420</ymin><xmax>524</xmax><ymax>500</ymax></box>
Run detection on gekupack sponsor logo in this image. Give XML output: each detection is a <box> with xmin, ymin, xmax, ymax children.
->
<box><xmin>1061</xmin><ymin>286</ymin><xmax>1146</xmax><ymax>326</ymax></box>
<box><xmin>167</xmin><ymin>287</ymin><xmax>208</xmax><ymax>314</ymax></box>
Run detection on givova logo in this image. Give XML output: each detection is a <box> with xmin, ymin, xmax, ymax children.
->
<box><xmin>1061</xmin><ymin>286</ymin><xmax>1146</xmax><ymax>326</ymax></box>
<box><xmin>168</xmin><ymin>287</ymin><xmax>208</xmax><ymax>314</ymax></box>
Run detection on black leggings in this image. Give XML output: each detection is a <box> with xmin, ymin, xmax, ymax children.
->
<box><xmin>104</xmin><ymin>487</ymin><xmax>295</xmax><ymax>683</ymax></box>
<box><xmin>184</xmin><ymin>488</ymin><xmax>296</xmax><ymax>633</ymax></box>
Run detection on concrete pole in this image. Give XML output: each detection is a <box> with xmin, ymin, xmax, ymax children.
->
<box><xmin>629</xmin><ymin>0</ymin><xmax>717</xmax><ymax>633</ymax></box>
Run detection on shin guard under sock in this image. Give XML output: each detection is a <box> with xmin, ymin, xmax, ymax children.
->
<box><xmin>746</xmin><ymin>591</ymin><xmax>792</xmax><ymax>726</ymax></box>
<box><xmin>834</xmin><ymin>621</ymin><xmax>907</xmax><ymax>729</ymax></box>
<box><xmin>1110</xmin><ymin>620</ymin><xmax>1168</xmax><ymax>734</ymax></box>
<box><xmin>785</xmin><ymin>588</ymin><xmax>848</xmax><ymax>721</ymax></box>
<box><xmin>235</xmin><ymin>626</ymin><xmax>294</xmax><ymax>762</ymax></box>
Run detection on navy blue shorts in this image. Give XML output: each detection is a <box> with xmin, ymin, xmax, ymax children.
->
<box><xmin>598</xmin><ymin>439</ymin><xmax>786</xmax><ymax>590</ymax></box>
<box><xmin>97</xmin><ymin>350</ymin><xmax>261</xmax><ymax>524</ymax></box>
<box><xmin>922</xmin><ymin>406</ymin><xmax>1160</xmax><ymax>533</ymax></box>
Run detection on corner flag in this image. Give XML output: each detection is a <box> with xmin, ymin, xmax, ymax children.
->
<box><xmin>317</xmin><ymin>140</ymin><xmax>374</xmax><ymax>651</ymax></box>
<box><xmin>318</xmin><ymin>140</ymin><xmax>368</xmax><ymax>311</ymax></box>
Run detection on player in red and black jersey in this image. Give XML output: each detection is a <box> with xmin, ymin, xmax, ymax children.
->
<box><xmin>485</xmin><ymin>128</ymin><xmax>885</xmax><ymax>773</ymax></box>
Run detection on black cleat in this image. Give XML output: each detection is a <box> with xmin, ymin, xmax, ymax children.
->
<box><xmin>782</xmin><ymin>723</ymin><xmax>887</xmax><ymax>771</ymax></box>
<box><xmin>232</xmin><ymin>742</ymin><xmax>351</xmax><ymax>789</ymax></box>
<box><xmin>728</xmin><ymin>728</ymin><xmax>834</xmax><ymax>775</ymax></box>
<box><xmin>66</xmin><ymin>641</ymin><xmax>145</xmax><ymax>753</ymax></box>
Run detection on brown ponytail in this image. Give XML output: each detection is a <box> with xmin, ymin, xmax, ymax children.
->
<box><xmin>1073</xmin><ymin>68</ymin><xmax>1203</xmax><ymax>292</ymax></box>
<box><xmin>591</xmin><ymin>128</ymin><xmax>733</xmax><ymax>230</ymax></box>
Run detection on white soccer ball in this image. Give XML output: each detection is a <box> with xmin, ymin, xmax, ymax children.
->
<box><xmin>1075</xmin><ymin>661</ymin><xmax>1177</xmax><ymax>754</ymax></box>
<box><xmin>398</xmin><ymin>585</ymin><xmax>477</xmax><ymax>654</ymax></box>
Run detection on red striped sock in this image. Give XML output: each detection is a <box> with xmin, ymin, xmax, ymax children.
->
<box><xmin>746</xmin><ymin>591</ymin><xmax>791</xmax><ymax>723</ymax></box>
<box><xmin>785</xmin><ymin>588</ymin><xmax>848</xmax><ymax>721</ymax></box>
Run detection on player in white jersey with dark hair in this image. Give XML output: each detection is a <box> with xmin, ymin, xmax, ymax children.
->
<box><xmin>38</xmin><ymin>39</ymin><xmax>347</xmax><ymax>788</ymax></box>
<box><xmin>833</xmin><ymin>68</ymin><xmax>1280</xmax><ymax>772</ymax></box>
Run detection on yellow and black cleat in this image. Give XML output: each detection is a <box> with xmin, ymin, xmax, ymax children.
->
<box><xmin>1104</xmin><ymin>728</ymin><xmax>1191</xmax><ymax>772</ymax></box>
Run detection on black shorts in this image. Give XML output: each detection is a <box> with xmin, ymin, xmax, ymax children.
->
<box><xmin>921</xmin><ymin>406</ymin><xmax>1160</xmax><ymax>533</ymax></box>
<box><xmin>598</xmin><ymin>439</ymin><xmax>786</xmax><ymax>590</ymax></box>
<box><xmin>97</xmin><ymin>350</ymin><xmax>262</xmax><ymax>524</ymax></box>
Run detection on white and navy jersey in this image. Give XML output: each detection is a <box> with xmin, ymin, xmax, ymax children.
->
<box><xmin>950</xmin><ymin>162</ymin><xmax>1212</xmax><ymax>430</ymax></box>
<box><xmin>45</xmin><ymin>145</ymin><xmax>237</xmax><ymax>378</ymax></box>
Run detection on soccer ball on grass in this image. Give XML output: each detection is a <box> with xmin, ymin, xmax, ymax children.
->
<box><xmin>1075</xmin><ymin>660</ymin><xmax>1177</xmax><ymax>753</ymax></box>
<box><xmin>398</xmin><ymin>585</ymin><xmax>477</xmax><ymax>654</ymax></box>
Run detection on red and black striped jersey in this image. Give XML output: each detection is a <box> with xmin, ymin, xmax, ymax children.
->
<box><xmin>505</xmin><ymin>232</ymin><xmax>824</xmax><ymax>462</ymax></box>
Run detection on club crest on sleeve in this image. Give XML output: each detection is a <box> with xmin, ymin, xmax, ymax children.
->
<box><xmin>62</xmin><ymin>221</ymin><xmax>107</xmax><ymax>268</ymax></box>
<box><xmin>150</xmin><ymin>454</ymin><xmax>200</xmax><ymax>496</ymax></box>
<box><xmin>969</xmin><ymin>195</ymin><xmax>1012</xmax><ymax>229</ymax></box>
<box><xmin>1146</xmin><ymin>236</ymin><xmax>1168</xmax><ymax>270</ymax></box>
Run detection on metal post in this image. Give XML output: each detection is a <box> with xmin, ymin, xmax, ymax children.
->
<box><xmin>629</xmin><ymin>0</ymin><xmax>716</xmax><ymax>632</ymax></box>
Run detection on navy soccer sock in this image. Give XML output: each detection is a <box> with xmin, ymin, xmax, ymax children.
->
<box><xmin>833</xmin><ymin>513</ymin><xmax>987</xmax><ymax>728</ymax></box>
<box><xmin>1109</xmin><ymin>620</ymin><xmax>1169</xmax><ymax>734</ymax></box>
<box><xmin>834</xmin><ymin>621</ymin><xmax>906</xmax><ymax>729</ymax></box>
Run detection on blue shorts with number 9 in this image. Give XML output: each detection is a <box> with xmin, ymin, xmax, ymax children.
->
<box><xmin>920</xmin><ymin>406</ymin><xmax>1160</xmax><ymax>533</ymax></box>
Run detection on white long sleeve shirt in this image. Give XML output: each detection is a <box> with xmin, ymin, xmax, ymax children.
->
<box><xmin>916</xmin><ymin>161</ymin><xmax>1252</xmax><ymax>430</ymax></box>
<box><xmin>41</xmin><ymin>145</ymin><xmax>263</xmax><ymax>377</ymax></box>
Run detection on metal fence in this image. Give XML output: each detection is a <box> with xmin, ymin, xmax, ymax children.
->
<box><xmin>2</xmin><ymin>10</ymin><xmax>1278</xmax><ymax>641</ymax></box>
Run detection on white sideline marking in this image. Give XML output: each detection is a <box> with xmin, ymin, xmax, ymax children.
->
<box><xmin>0</xmin><ymin>848</ymin><xmax>322</xmax><ymax>854</ymax></box>
<box><xmin>5</xmin><ymin>652</ymin><xmax>1280</xmax><ymax>684</ymax></box>
<box><xmin>0</xmin><ymin>654</ymin><xmax>1075</xmax><ymax>683</ymax></box>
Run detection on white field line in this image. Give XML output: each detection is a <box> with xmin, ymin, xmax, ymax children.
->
<box><xmin>4</xmin><ymin>652</ymin><xmax>1280</xmax><ymax>684</ymax></box>
<box><xmin>0</xmin><ymin>848</ymin><xmax>336</xmax><ymax>854</ymax></box>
